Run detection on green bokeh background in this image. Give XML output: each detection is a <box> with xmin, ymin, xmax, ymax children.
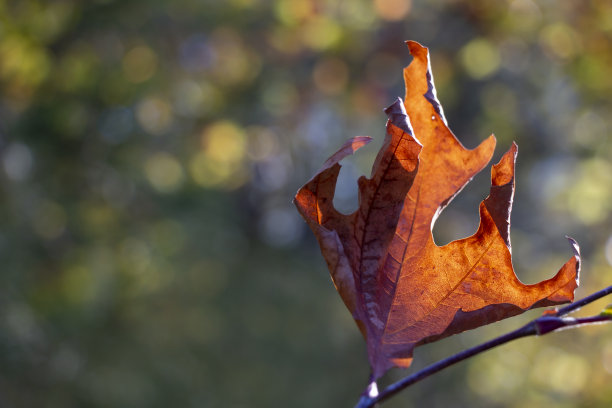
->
<box><xmin>1</xmin><ymin>0</ymin><xmax>612</xmax><ymax>407</ymax></box>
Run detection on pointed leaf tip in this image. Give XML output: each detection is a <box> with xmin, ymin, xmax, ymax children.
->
<box><xmin>565</xmin><ymin>236</ymin><xmax>581</xmax><ymax>258</ymax></box>
<box><xmin>405</xmin><ymin>40</ymin><xmax>427</xmax><ymax>55</ymax></box>
<box><xmin>384</xmin><ymin>98</ymin><xmax>415</xmax><ymax>136</ymax></box>
<box><xmin>565</xmin><ymin>236</ymin><xmax>581</xmax><ymax>286</ymax></box>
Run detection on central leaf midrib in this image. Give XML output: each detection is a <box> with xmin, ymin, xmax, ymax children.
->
<box><xmin>358</xmin><ymin>126</ymin><xmax>410</xmax><ymax>325</ymax></box>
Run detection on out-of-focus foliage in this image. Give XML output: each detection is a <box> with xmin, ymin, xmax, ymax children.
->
<box><xmin>0</xmin><ymin>0</ymin><xmax>611</xmax><ymax>407</ymax></box>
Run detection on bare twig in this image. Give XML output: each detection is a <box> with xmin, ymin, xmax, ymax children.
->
<box><xmin>355</xmin><ymin>285</ymin><xmax>612</xmax><ymax>408</ymax></box>
<box><xmin>555</xmin><ymin>285</ymin><xmax>612</xmax><ymax>317</ymax></box>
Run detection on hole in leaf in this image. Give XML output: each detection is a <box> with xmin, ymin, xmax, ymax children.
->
<box><xmin>432</xmin><ymin>168</ymin><xmax>490</xmax><ymax>246</ymax></box>
<box><xmin>333</xmin><ymin>161</ymin><xmax>361</xmax><ymax>215</ymax></box>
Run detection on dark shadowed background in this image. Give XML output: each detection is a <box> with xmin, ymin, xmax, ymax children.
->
<box><xmin>1</xmin><ymin>0</ymin><xmax>612</xmax><ymax>407</ymax></box>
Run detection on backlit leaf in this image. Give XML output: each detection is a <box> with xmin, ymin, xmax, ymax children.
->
<box><xmin>294</xmin><ymin>41</ymin><xmax>580</xmax><ymax>378</ymax></box>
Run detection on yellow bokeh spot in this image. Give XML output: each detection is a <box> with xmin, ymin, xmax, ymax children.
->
<box><xmin>313</xmin><ymin>57</ymin><xmax>349</xmax><ymax>95</ymax></box>
<box><xmin>571</xmin><ymin>110</ymin><xmax>606</xmax><ymax>149</ymax></box>
<box><xmin>460</xmin><ymin>38</ymin><xmax>501</xmax><ymax>79</ymax></box>
<box><xmin>189</xmin><ymin>151</ymin><xmax>249</xmax><ymax>190</ymax></box>
<box><xmin>563</xmin><ymin>159</ymin><xmax>612</xmax><ymax>225</ymax></box>
<box><xmin>275</xmin><ymin>0</ymin><xmax>313</xmax><ymax>25</ymax></box>
<box><xmin>374</xmin><ymin>0</ymin><xmax>412</xmax><ymax>21</ymax></box>
<box><xmin>190</xmin><ymin>120</ymin><xmax>249</xmax><ymax>190</ymax></box>
<box><xmin>467</xmin><ymin>348</ymin><xmax>528</xmax><ymax>402</ymax></box>
<box><xmin>339</xmin><ymin>1</ymin><xmax>377</xmax><ymax>29</ymax></box>
<box><xmin>0</xmin><ymin>35</ymin><xmax>51</xmax><ymax>84</ymax></box>
<box><xmin>301</xmin><ymin>16</ymin><xmax>342</xmax><ymax>50</ymax></box>
<box><xmin>122</xmin><ymin>45</ymin><xmax>158</xmax><ymax>83</ymax></box>
<box><xmin>531</xmin><ymin>347</ymin><xmax>589</xmax><ymax>395</ymax></box>
<box><xmin>144</xmin><ymin>152</ymin><xmax>184</xmax><ymax>193</ymax></box>
<box><xmin>0</xmin><ymin>34</ymin><xmax>51</xmax><ymax>103</ymax></box>
<box><xmin>539</xmin><ymin>23</ymin><xmax>581</xmax><ymax>60</ymax></box>
<box><xmin>210</xmin><ymin>29</ymin><xmax>261</xmax><ymax>86</ymax></box>
<box><xmin>136</xmin><ymin>96</ymin><xmax>173</xmax><ymax>135</ymax></box>
<box><xmin>60</xmin><ymin>265</ymin><xmax>95</xmax><ymax>305</ymax></box>
<box><xmin>267</xmin><ymin>26</ymin><xmax>303</xmax><ymax>55</ymax></box>
<box><xmin>173</xmin><ymin>80</ymin><xmax>220</xmax><ymax>117</ymax></box>
<box><xmin>201</xmin><ymin>121</ymin><xmax>246</xmax><ymax>163</ymax></box>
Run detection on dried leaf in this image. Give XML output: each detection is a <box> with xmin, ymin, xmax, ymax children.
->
<box><xmin>294</xmin><ymin>41</ymin><xmax>580</xmax><ymax>378</ymax></box>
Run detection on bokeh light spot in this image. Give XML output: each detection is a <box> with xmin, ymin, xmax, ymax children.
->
<box><xmin>0</xmin><ymin>34</ymin><xmax>51</xmax><ymax>103</ymax></box>
<box><xmin>173</xmin><ymin>80</ymin><xmax>204</xmax><ymax>117</ymax></box>
<box><xmin>374</xmin><ymin>0</ymin><xmax>412</xmax><ymax>21</ymax></box>
<box><xmin>60</xmin><ymin>265</ymin><xmax>95</xmax><ymax>305</ymax></box>
<box><xmin>531</xmin><ymin>347</ymin><xmax>589</xmax><ymax>395</ymax></box>
<box><xmin>2</xmin><ymin>142</ymin><xmax>34</xmax><ymax>182</ymax></box>
<box><xmin>201</xmin><ymin>121</ymin><xmax>246</xmax><ymax>163</ymax></box>
<box><xmin>274</xmin><ymin>0</ymin><xmax>313</xmax><ymax>25</ymax></box>
<box><xmin>144</xmin><ymin>153</ymin><xmax>184</xmax><ymax>193</ymax></box>
<box><xmin>460</xmin><ymin>38</ymin><xmax>501</xmax><ymax>79</ymax></box>
<box><xmin>301</xmin><ymin>16</ymin><xmax>342</xmax><ymax>50</ymax></box>
<box><xmin>571</xmin><ymin>110</ymin><xmax>606</xmax><ymax>149</ymax></box>
<box><xmin>122</xmin><ymin>45</ymin><xmax>158</xmax><ymax>83</ymax></box>
<box><xmin>338</xmin><ymin>1</ymin><xmax>377</xmax><ymax>29</ymax></box>
<box><xmin>467</xmin><ymin>349</ymin><xmax>528</xmax><ymax>401</ymax></box>
<box><xmin>562</xmin><ymin>159</ymin><xmax>612</xmax><ymax>225</ymax></box>
<box><xmin>136</xmin><ymin>97</ymin><xmax>173</xmax><ymax>135</ymax></box>
<box><xmin>539</xmin><ymin>23</ymin><xmax>581</xmax><ymax>60</ymax></box>
<box><xmin>210</xmin><ymin>29</ymin><xmax>261</xmax><ymax>85</ymax></box>
<box><xmin>190</xmin><ymin>121</ymin><xmax>249</xmax><ymax>190</ymax></box>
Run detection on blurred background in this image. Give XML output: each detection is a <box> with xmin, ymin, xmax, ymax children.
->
<box><xmin>1</xmin><ymin>0</ymin><xmax>612</xmax><ymax>407</ymax></box>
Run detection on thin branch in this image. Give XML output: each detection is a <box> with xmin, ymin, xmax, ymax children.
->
<box><xmin>355</xmin><ymin>285</ymin><xmax>612</xmax><ymax>408</ymax></box>
<box><xmin>555</xmin><ymin>285</ymin><xmax>612</xmax><ymax>317</ymax></box>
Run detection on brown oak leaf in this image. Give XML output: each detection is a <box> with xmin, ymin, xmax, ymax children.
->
<box><xmin>293</xmin><ymin>41</ymin><xmax>580</xmax><ymax>379</ymax></box>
